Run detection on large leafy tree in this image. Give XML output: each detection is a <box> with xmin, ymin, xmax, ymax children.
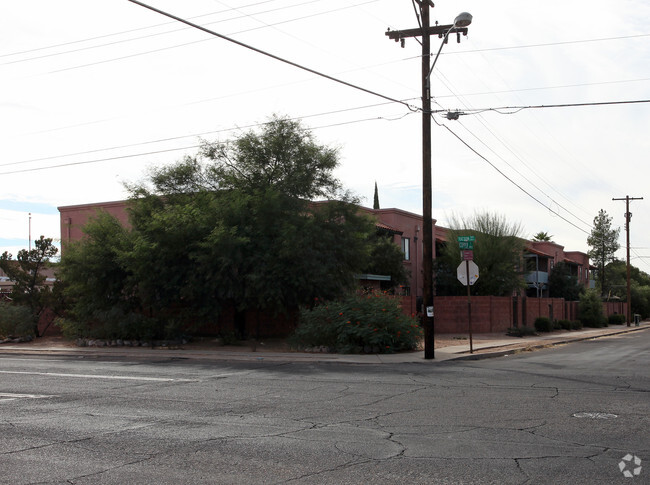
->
<box><xmin>61</xmin><ymin>116</ymin><xmax>399</xmax><ymax>338</ymax></box>
<box><xmin>435</xmin><ymin>212</ymin><xmax>526</xmax><ymax>297</ymax></box>
<box><xmin>548</xmin><ymin>261</ymin><xmax>583</xmax><ymax>300</ymax></box>
<box><xmin>587</xmin><ymin>209</ymin><xmax>620</xmax><ymax>295</ymax></box>
<box><xmin>0</xmin><ymin>236</ymin><xmax>61</xmax><ymax>336</ymax></box>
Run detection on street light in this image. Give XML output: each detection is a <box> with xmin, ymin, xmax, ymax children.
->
<box><xmin>387</xmin><ymin>7</ymin><xmax>471</xmax><ymax>359</ymax></box>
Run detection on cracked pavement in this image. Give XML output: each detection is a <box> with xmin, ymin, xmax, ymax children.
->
<box><xmin>0</xmin><ymin>330</ymin><xmax>648</xmax><ymax>484</ymax></box>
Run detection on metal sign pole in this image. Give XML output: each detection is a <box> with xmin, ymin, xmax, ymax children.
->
<box><xmin>466</xmin><ymin>259</ymin><xmax>473</xmax><ymax>353</ymax></box>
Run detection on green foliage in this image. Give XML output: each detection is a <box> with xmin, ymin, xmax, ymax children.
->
<box><xmin>0</xmin><ymin>236</ymin><xmax>60</xmax><ymax>336</ymax></box>
<box><xmin>604</xmin><ymin>260</ymin><xmax>650</xmax><ymax>318</ymax></box>
<box><xmin>587</xmin><ymin>209</ymin><xmax>620</xmax><ymax>295</ymax></box>
<box><xmin>608</xmin><ymin>313</ymin><xmax>626</xmax><ymax>325</ymax></box>
<box><xmin>364</xmin><ymin>231</ymin><xmax>410</xmax><ymax>288</ymax></box>
<box><xmin>532</xmin><ymin>231</ymin><xmax>553</xmax><ymax>242</ymax></box>
<box><xmin>55</xmin><ymin>317</ymin><xmax>88</xmax><ymax>340</ymax></box>
<box><xmin>578</xmin><ymin>290</ymin><xmax>607</xmax><ymax>328</ymax></box>
<box><xmin>533</xmin><ymin>317</ymin><xmax>553</xmax><ymax>333</ymax></box>
<box><xmin>557</xmin><ymin>319</ymin><xmax>572</xmax><ymax>331</ymax></box>
<box><xmin>60</xmin><ymin>116</ymin><xmax>388</xmax><ymax>339</ymax></box>
<box><xmin>435</xmin><ymin>212</ymin><xmax>526</xmax><ymax>297</ymax></box>
<box><xmin>548</xmin><ymin>262</ymin><xmax>583</xmax><ymax>300</ymax></box>
<box><xmin>290</xmin><ymin>292</ymin><xmax>422</xmax><ymax>353</ymax></box>
<box><xmin>571</xmin><ymin>320</ymin><xmax>583</xmax><ymax>330</ymax></box>
<box><xmin>507</xmin><ymin>326</ymin><xmax>536</xmax><ymax>337</ymax></box>
<box><xmin>0</xmin><ymin>303</ymin><xmax>35</xmax><ymax>338</ymax></box>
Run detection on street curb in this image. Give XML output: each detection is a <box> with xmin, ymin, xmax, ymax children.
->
<box><xmin>447</xmin><ymin>325</ymin><xmax>650</xmax><ymax>362</ymax></box>
<box><xmin>1</xmin><ymin>325</ymin><xmax>647</xmax><ymax>365</ymax></box>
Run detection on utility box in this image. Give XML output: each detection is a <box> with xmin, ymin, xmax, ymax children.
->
<box><xmin>634</xmin><ymin>314</ymin><xmax>641</xmax><ymax>326</ymax></box>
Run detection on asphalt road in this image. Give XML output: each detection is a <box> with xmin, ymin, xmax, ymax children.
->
<box><xmin>0</xmin><ymin>330</ymin><xmax>648</xmax><ymax>484</ymax></box>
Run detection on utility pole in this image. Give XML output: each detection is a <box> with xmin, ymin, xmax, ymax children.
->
<box><xmin>386</xmin><ymin>4</ymin><xmax>469</xmax><ymax>359</ymax></box>
<box><xmin>612</xmin><ymin>195</ymin><xmax>643</xmax><ymax>326</ymax></box>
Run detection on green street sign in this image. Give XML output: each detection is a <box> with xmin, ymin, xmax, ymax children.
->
<box><xmin>457</xmin><ymin>236</ymin><xmax>475</xmax><ymax>250</ymax></box>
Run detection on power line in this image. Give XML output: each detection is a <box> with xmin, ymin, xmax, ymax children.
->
<box><xmin>0</xmin><ymin>0</ymin><xmax>332</xmax><ymax>69</ymax></box>
<box><xmin>1</xmin><ymin>99</ymin><xmax>415</xmax><ymax>169</ymax></box>
<box><xmin>439</xmin><ymin>121</ymin><xmax>592</xmax><ymax>235</ymax></box>
<box><xmin>447</xmin><ymin>99</ymin><xmax>650</xmax><ymax>116</ymax></box>
<box><xmin>126</xmin><ymin>0</ymin><xmax>415</xmax><ymax>111</ymax></box>
<box><xmin>0</xmin><ymin>110</ymin><xmax>415</xmax><ymax>175</ymax></box>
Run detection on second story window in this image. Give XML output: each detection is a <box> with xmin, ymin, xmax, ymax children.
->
<box><xmin>401</xmin><ymin>237</ymin><xmax>410</xmax><ymax>261</ymax></box>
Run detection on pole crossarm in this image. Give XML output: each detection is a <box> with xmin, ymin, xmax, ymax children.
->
<box><xmin>386</xmin><ymin>25</ymin><xmax>468</xmax><ymax>41</ymax></box>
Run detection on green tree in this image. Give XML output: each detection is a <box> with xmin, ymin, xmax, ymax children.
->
<box><xmin>373</xmin><ymin>181</ymin><xmax>380</xmax><ymax>210</ymax></box>
<box><xmin>434</xmin><ymin>212</ymin><xmax>526</xmax><ymax>296</ymax></box>
<box><xmin>61</xmin><ymin>115</ymin><xmax>392</xmax><ymax>339</ymax></box>
<box><xmin>578</xmin><ymin>289</ymin><xmax>606</xmax><ymax>327</ymax></box>
<box><xmin>548</xmin><ymin>261</ymin><xmax>583</xmax><ymax>300</ymax></box>
<box><xmin>0</xmin><ymin>236</ymin><xmax>60</xmax><ymax>336</ymax></box>
<box><xmin>532</xmin><ymin>231</ymin><xmax>553</xmax><ymax>242</ymax></box>
<box><xmin>587</xmin><ymin>209</ymin><xmax>620</xmax><ymax>296</ymax></box>
<box><xmin>364</xmin><ymin>230</ymin><xmax>409</xmax><ymax>288</ymax></box>
<box><xmin>603</xmin><ymin>260</ymin><xmax>650</xmax><ymax>318</ymax></box>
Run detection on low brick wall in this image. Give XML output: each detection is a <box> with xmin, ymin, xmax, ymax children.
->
<box><xmin>400</xmin><ymin>295</ymin><xmax>628</xmax><ymax>334</ymax></box>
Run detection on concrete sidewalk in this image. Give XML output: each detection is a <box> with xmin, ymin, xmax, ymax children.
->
<box><xmin>0</xmin><ymin>322</ymin><xmax>648</xmax><ymax>364</ymax></box>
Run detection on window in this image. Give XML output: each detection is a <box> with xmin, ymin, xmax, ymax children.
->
<box><xmin>401</xmin><ymin>237</ymin><xmax>410</xmax><ymax>261</ymax></box>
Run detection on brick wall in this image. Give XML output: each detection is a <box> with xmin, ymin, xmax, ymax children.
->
<box><xmin>400</xmin><ymin>295</ymin><xmax>628</xmax><ymax>334</ymax></box>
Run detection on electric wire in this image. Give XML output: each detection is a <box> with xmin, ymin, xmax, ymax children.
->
<box><xmin>1</xmin><ymin>99</ymin><xmax>417</xmax><ymax>169</ymax></box>
<box><xmin>125</xmin><ymin>0</ymin><xmax>416</xmax><ymax>110</ymax></box>
<box><xmin>2</xmin><ymin>0</ymin><xmax>336</xmax><ymax>67</ymax></box>
<box><xmin>438</xmin><ymin>119</ymin><xmax>591</xmax><ymax>235</ymax></box>
<box><xmin>432</xmin><ymin>70</ymin><xmax>594</xmax><ymax>231</ymax></box>
<box><xmin>0</xmin><ymin>110</ymin><xmax>415</xmax><ymax>176</ymax></box>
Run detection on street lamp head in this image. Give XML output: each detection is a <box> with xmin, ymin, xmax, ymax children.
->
<box><xmin>454</xmin><ymin>12</ymin><xmax>472</xmax><ymax>27</ymax></box>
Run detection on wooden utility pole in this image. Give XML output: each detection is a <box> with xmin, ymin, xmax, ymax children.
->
<box><xmin>612</xmin><ymin>195</ymin><xmax>643</xmax><ymax>325</ymax></box>
<box><xmin>386</xmin><ymin>4</ymin><xmax>469</xmax><ymax>359</ymax></box>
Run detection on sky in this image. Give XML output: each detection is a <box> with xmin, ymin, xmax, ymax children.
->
<box><xmin>2</xmin><ymin>0</ymin><xmax>649</xmax><ymax>271</ymax></box>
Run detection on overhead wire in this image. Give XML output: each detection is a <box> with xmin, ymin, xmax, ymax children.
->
<box><xmin>437</xmin><ymin>118</ymin><xmax>591</xmax><ymax>235</ymax></box>
<box><xmin>1</xmin><ymin>99</ymin><xmax>417</xmax><ymax>169</ymax></box>
<box><xmin>2</xmin><ymin>0</ymin><xmax>332</xmax><ymax>67</ymax></box>
<box><xmin>432</xmin><ymin>70</ymin><xmax>594</xmax><ymax>231</ymax></box>
<box><xmin>124</xmin><ymin>0</ymin><xmax>416</xmax><ymax>110</ymax></box>
<box><xmin>0</xmin><ymin>109</ymin><xmax>416</xmax><ymax>176</ymax></box>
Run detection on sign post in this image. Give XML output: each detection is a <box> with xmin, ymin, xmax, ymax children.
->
<box><xmin>457</xmin><ymin>236</ymin><xmax>478</xmax><ymax>353</ymax></box>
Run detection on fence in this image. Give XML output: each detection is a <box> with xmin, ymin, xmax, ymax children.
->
<box><xmin>400</xmin><ymin>295</ymin><xmax>626</xmax><ymax>334</ymax></box>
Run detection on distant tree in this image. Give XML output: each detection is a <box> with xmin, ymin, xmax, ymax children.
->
<box><xmin>373</xmin><ymin>181</ymin><xmax>380</xmax><ymax>210</ymax></box>
<box><xmin>0</xmin><ymin>236</ymin><xmax>61</xmax><ymax>336</ymax></box>
<box><xmin>532</xmin><ymin>231</ymin><xmax>553</xmax><ymax>242</ymax></box>
<box><xmin>435</xmin><ymin>212</ymin><xmax>526</xmax><ymax>297</ymax></box>
<box><xmin>587</xmin><ymin>209</ymin><xmax>620</xmax><ymax>296</ymax></box>
<box><xmin>548</xmin><ymin>261</ymin><xmax>583</xmax><ymax>300</ymax></box>
<box><xmin>603</xmin><ymin>260</ymin><xmax>650</xmax><ymax>318</ymax></box>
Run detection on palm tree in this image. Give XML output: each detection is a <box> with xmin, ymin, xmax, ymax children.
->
<box><xmin>532</xmin><ymin>231</ymin><xmax>553</xmax><ymax>242</ymax></box>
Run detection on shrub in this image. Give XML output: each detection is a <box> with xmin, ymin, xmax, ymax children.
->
<box><xmin>557</xmin><ymin>319</ymin><xmax>572</xmax><ymax>331</ymax></box>
<box><xmin>608</xmin><ymin>313</ymin><xmax>626</xmax><ymax>325</ymax></box>
<box><xmin>578</xmin><ymin>290</ymin><xmax>607</xmax><ymax>328</ymax></box>
<box><xmin>0</xmin><ymin>303</ymin><xmax>35</xmax><ymax>338</ymax></box>
<box><xmin>55</xmin><ymin>317</ymin><xmax>88</xmax><ymax>340</ymax></box>
<box><xmin>534</xmin><ymin>317</ymin><xmax>553</xmax><ymax>333</ymax></box>
<box><xmin>570</xmin><ymin>320</ymin><xmax>583</xmax><ymax>330</ymax></box>
<box><xmin>290</xmin><ymin>292</ymin><xmax>422</xmax><ymax>353</ymax></box>
<box><xmin>507</xmin><ymin>326</ymin><xmax>536</xmax><ymax>337</ymax></box>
